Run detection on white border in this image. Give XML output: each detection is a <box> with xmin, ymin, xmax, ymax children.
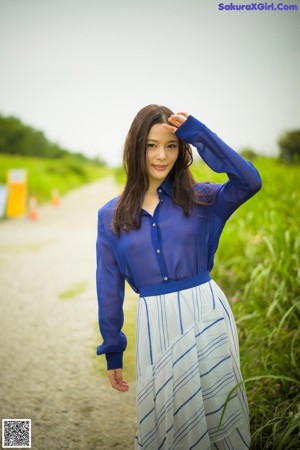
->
<box><xmin>2</xmin><ymin>419</ymin><xmax>31</xmax><ymax>448</ymax></box>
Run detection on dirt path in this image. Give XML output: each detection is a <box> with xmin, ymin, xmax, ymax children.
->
<box><xmin>0</xmin><ymin>178</ymin><xmax>137</xmax><ymax>450</ymax></box>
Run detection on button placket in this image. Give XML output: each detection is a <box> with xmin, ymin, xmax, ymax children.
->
<box><xmin>150</xmin><ymin>207</ymin><xmax>169</xmax><ymax>283</ymax></box>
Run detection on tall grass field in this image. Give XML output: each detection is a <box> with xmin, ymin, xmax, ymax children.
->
<box><xmin>0</xmin><ymin>154</ymin><xmax>111</xmax><ymax>206</ymax></box>
<box><xmin>96</xmin><ymin>156</ymin><xmax>300</xmax><ymax>449</ymax></box>
<box><xmin>191</xmin><ymin>157</ymin><xmax>300</xmax><ymax>449</ymax></box>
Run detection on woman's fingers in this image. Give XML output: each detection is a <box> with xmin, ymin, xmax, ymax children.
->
<box><xmin>167</xmin><ymin>113</ymin><xmax>189</xmax><ymax>129</ymax></box>
<box><xmin>107</xmin><ymin>368</ymin><xmax>129</xmax><ymax>392</ymax></box>
<box><xmin>161</xmin><ymin>123</ymin><xmax>177</xmax><ymax>134</ymax></box>
<box><xmin>162</xmin><ymin>112</ymin><xmax>190</xmax><ymax>134</ymax></box>
<box><xmin>176</xmin><ymin>112</ymin><xmax>189</xmax><ymax>118</ymax></box>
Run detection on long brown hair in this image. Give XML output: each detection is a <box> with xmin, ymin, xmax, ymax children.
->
<box><xmin>112</xmin><ymin>104</ymin><xmax>208</xmax><ymax>234</ymax></box>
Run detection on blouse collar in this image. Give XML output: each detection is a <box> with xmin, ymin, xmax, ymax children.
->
<box><xmin>141</xmin><ymin>176</ymin><xmax>173</xmax><ymax>216</ymax></box>
<box><xmin>159</xmin><ymin>175</ymin><xmax>173</xmax><ymax>196</ymax></box>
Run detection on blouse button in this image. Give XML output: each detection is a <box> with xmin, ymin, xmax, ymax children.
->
<box><xmin>156</xmin><ymin>249</ymin><xmax>161</xmax><ymax>254</ymax></box>
<box><xmin>158</xmin><ymin>189</ymin><xmax>162</xmax><ymax>193</ymax></box>
<box><xmin>163</xmin><ymin>277</ymin><xmax>168</xmax><ymax>281</ymax></box>
<box><xmin>152</xmin><ymin>223</ymin><xmax>156</xmax><ymax>227</ymax></box>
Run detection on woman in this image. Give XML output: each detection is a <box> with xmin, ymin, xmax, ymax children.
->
<box><xmin>96</xmin><ymin>105</ymin><xmax>262</xmax><ymax>449</ymax></box>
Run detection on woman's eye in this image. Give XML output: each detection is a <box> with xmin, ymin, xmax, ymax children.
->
<box><xmin>147</xmin><ymin>143</ymin><xmax>156</xmax><ymax>148</ymax></box>
<box><xmin>168</xmin><ymin>144</ymin><xmax>178</xmax><ymax>149</ymax></box>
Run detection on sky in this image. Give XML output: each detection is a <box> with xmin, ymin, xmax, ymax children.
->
<box><xmin>0</xmin><ymin>0</ymin><xmax>299</xmax><ymax>166</ymax></box>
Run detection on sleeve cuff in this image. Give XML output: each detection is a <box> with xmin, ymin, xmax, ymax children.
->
<box><xmin>175</xmin><ymin>115</ymin><xmax>206</xmax><ymax>143</ymax></box>
<box><xmin>105</xmin><ymin>352</ymin><xmax>123</xmax><ymax>370</ymax></box>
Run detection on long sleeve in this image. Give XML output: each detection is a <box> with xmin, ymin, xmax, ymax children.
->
<box><xmin>175</xmin><ymin>115</ymin><xmax>262</xmax><ymax>219</ymax></box>
<box><xmin>96</xmin><ymin>209</ymin><xmax>126</xmax><ymax>370</ymax></box>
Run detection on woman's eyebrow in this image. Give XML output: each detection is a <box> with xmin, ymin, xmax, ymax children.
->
<box><xmin>147</xmin><ymin>139</ymin><xmax>178</xmax><ymax>143</ymax></box>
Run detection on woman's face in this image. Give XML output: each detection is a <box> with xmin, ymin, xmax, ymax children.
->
<box><xmin>146</xmin><ymin>123</ymin><xmax>179</xmax><ymax>187</ymax></box>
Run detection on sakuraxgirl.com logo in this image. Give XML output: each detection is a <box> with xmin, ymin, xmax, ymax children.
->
<box><xmin>218</xmin><ymin>2</ymin><xmax>298</xmax><ymax>11</ymax></box>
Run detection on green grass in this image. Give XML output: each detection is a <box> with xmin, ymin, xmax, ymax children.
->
<box><xmin>192</xmin><ymin>157</ymin><xmax>300</xmax><ymax>449</ymax></box>
<box><xmin>101</xmin><ymin>156</ymin><xmax>300</xmax><ymax>448</ymax></box>
<box><xmin>59</xmin><ymin>280</ymin><xmax>88</xmax><ymax>300</ymax></box>
<box><xmin>0</xmin><ymin>154</ymin><xmax>111</xmax><ymax>205</ymax></box>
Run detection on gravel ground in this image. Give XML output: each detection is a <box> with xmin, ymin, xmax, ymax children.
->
<box><xmin>0</xmin><ymin>177</ymin><xmax>137</xmax><ymax>450</ymax></box>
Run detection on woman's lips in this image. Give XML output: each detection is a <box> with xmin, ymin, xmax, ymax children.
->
<box><xmin>152</xmin><ymin>165</ymin><xmax>168</xmax><ymax>171</ymax></box>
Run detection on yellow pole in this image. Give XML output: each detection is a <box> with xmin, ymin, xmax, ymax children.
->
<box><xmin>6</xmin><ymin>169</ymin><xmax>28</xmax><ymax>218</ymax></box>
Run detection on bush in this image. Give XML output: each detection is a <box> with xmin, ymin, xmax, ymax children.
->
<box><xmin>278</xmin><ymin>130</ymin><xmax>300</xmax><ymax>164</ymax></box>
<box><xmin>240</xmin><ymin>148</ymin><xmax>258</xmax><ymax>160</ymax></box>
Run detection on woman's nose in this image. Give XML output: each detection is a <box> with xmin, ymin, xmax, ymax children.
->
<box><xmin>157</xmin><ymin>146</ymin><xmax>167</xmax><ymax>160</ymax></box>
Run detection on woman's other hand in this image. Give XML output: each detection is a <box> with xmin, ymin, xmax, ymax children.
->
<box><xmin>162</xmin><ymin>112</ymin><xmax>189</xmax><ymax>133</ymax></box>
<box><xmin>107</xmin><ymin>368</ymin><xmax>129</xmax><ymax>392</ymax></box>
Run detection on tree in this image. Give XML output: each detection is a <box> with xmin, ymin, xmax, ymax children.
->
<box><xmin>240</xmin><ymin>147</ymin><xmax>258</xmax><ymax>161</ymax></box>
<box><xmin>0</xmin><ymin>113</ymin><xmax>106</xmax><ymax>165</ymax></box>
<box><xmin>278</xmin><ymin>130</ymin><xmax>300</xmax><ymax>163</ymax></box>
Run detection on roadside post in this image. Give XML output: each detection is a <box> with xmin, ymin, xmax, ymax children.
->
<box><xmin>6</xmin><ymin>169</ymin><xmax>28</xmax><ymax>218</ymax></box>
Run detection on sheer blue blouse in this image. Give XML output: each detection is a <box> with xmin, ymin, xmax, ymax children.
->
<box><xmin>96</xmin><ymin>115</ymin><xmax>262</xmax><ymax>370</ymax></box>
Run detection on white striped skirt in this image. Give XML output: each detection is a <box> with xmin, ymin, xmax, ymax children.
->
<box><xmin>135</xmin><ymin>279</ymin><xmax>250</xmax><ymax>450</ymax></box>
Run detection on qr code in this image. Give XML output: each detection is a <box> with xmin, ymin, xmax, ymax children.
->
<box><xmin>2</xmin><ymin>419</ymin><xmax>31</xmax><ymax>448</ymax></box>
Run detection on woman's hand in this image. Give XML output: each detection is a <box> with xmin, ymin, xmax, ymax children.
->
<box><xmin>107</xmin><ymin>368</ymin><xmax>129</xmax><ymax>392</ymax></box>
<box><xmin>162</xmin><ymin>112</ymin><xmax>189</xmax><ymax>134</ymax></box>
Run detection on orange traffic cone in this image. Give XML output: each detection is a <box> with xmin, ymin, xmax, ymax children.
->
<box><xmin>51</xmin><ymin>188</ymin><xmax>60</xmax><ymax>206</ymax></box>
<box><xmin>28</xmin><ymin>195</ymin><xmax>38</xmax><ymax>220</ymax></box>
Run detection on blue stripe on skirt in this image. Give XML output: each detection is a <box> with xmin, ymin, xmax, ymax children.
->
<box><xmin>135</xmin><ymin>279</ymin><xmax>250</xmax><ymax>450</ymax></box>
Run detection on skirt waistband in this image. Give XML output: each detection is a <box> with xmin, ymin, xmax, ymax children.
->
<box><xmin>139</xmin><ymin>272</ymin><xmax>211</xmax><ymax>297</ymax></box>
